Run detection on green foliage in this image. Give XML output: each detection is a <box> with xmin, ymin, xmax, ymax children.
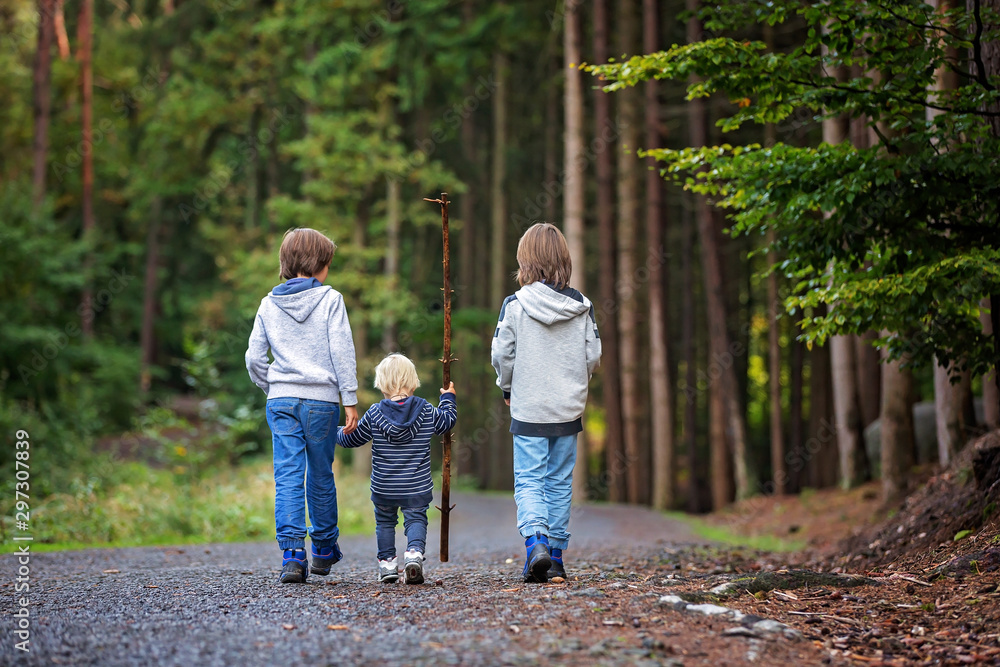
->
<box><xmin>587</xmin><ymin>0</ymin><xmax>1000</xmax><ymax>376</ymax></box>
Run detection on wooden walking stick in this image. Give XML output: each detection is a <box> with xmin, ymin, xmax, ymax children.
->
<box><xmin>424</xmin><ymin>192</ymin><xmax>456</xmax><ymax>562</ymax></box>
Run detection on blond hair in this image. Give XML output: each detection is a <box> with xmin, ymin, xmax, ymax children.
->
<box><xmin>373</xmin><ymin>354</ymin><xmax>421</xmax><ymax>396</ymax></box>
<box><xmin>279</xmin><ymin>228</ymin><xmax>337</xmax><ymax>280</ymax></box>
<box><xmin>515</xmin><ymin>222</ymin><xmax>573</xmax><ymax>289</ymax></box>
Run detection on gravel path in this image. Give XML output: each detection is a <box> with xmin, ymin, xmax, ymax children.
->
<box><xmin>3</xmin><ymin>493</ymin><xmax>833</xmax><ymax>666</ymax></box>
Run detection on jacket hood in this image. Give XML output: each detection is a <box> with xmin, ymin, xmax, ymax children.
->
<box><xmin>514</xmin><ymin>281</ymin><xmax>590</xmax><ymax>325</ymax></box>
<box><xmin>371</xmin><ymin>396</ymin><xmax>426</xmax><ymax>444</ymax></box>
<box><xmin>268</xmin><ymin>278</ymin><xmax>330</xmax><ymax>323</ymax></box>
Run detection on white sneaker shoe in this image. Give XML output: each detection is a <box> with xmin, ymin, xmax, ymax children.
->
<box><xmin>403</xmin><ymin>550</ymin><xmax>425</xmax><ymax>585</ymax></box>
<box><xmin>377</xmin><ymin>557</ymin><xmax>399</xmax><ymax>583</ymax></box>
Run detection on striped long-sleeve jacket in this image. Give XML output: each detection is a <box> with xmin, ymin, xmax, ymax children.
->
<box><xmin>337</xmin><ymin>392</ymin><xmax>457</xmax><ymax>507</ymax></box>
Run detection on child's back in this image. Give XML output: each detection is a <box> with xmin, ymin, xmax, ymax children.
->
<box><xmin>245</xmin><ymin>228</ymin><xmax>358</xmax><ymax>584</ymax></box>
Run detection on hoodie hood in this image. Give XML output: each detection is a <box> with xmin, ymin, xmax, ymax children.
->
<box><xmin>514</xmin><ymin>281</ymin><xmax>590</xmax><ymax>325</ymax></box>
<box><xmin>370</xmin><ymin>396</ymin><xmax>427</xmax><ymax>444</ymax></box>
<box><xmin>268</xmin><ymin>278</ymin><xmax>330</xmax><ymax>323</ymax></box>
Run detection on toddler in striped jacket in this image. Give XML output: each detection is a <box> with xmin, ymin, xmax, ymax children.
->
<box><xmin>338</xmin><ymin>353</ymin><xmax>457</xmax><ymax>584</ymax></box>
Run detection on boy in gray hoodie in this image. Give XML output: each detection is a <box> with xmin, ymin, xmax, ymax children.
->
<box><xmin>246</xmin><ymin>228</ymin><xmax>359</xmax><ymax>583</ymax></box>
<box><xmin>491</xmin><ymin>223</ymin><xmax>602</xmax><ymax>583</ymax></box>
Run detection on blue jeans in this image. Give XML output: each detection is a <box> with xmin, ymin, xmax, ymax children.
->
<box><xmin>266</xmin><ymin>398</ymin><xmax>340</xmax><ymax>550</ymax></box>
<box><xmin>512</xmin><ymin>434</ymin><xmax>577</xmax><ymax>550</ymax></box>
<box><xmin>374</xmin><ymin>504</ymin><xmax>428</xmax><ymax>560</ymax></box>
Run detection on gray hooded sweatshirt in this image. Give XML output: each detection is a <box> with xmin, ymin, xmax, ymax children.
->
<box><xmin>245</xmin><ymin>277</ymin><xmax>358</xmax><ymax>406</ymax></box>
<box><xmin>491</xmin><ymin>281</ymin><xmax>602</xmax><ymax>436</ymax></box>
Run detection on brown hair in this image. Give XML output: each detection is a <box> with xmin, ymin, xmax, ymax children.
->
<box><xmin>278</xmin><ymin>228</ymin><xmax>337</xmax><ymax>280</ymax></box>
<box><xmin>515</xmin><ymin>222</ymin><xmax>573</xmax><ymax>289</ymax></box>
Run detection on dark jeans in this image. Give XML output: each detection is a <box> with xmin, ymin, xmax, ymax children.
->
<box><xmin>374</xmin><ymin>504</ymin><xmax>428</xmax><ymax>560</ymax></box>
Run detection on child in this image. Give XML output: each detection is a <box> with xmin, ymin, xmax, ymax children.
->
<box><xmin>246</xmin><ymin>228</ymin><xmax>360</xmax><ymax>584</ymax></box>
<box><xmin>491</xmin><ymin>222</ymin><xmax>602</xmax><ymax>583</ymax></box>
<box><xmin>338</xmin><ymin>354</ymin><xmax>457</xmax><ymax>584</ymax></box>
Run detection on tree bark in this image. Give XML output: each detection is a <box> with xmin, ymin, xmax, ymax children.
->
<box><xmin>855</xmin><ymin>332</ymin><xmax>882</xmax><ymax>429</ymax></box>
<box><xmin>78</xmin><ymin>0</ymin><xmax>95</xmax><ymax>338</ymax></box>
<box><xmin>644</xmin><ymin>0</ymin><xmax>674</xmax><ymax>510</ymax></box>
<box><xmin>54</xmin><ymin>0</ymin><xmax>69</xmax><ymax>61</ymax></box>
<box><xmin>564</xmin><ymin>0</ymin><xmax>589</xmax><ymax>502</ymax></box>
<box><xmin>32</xmin><ymin>0</ymin><xmax>56</xmax><ymax>209</ymax></box>
<box><xmin>593</xmin><ymin>0</ymin><xmax>626</xmax><ymax>503</ymax></box>
<box><xmin>934</xmin><ymin>360</ymin><xmax>973</xmax><ymax>464</ymax></box>
<box><xmin>881</xmin><ymin>348</ymin><xmax>916</xmax><ymax>503</ymax></box>
<box><xmin>617</xmin><ymin>0</ymin><xmax>648</xmax><ymax>504</ymax></box>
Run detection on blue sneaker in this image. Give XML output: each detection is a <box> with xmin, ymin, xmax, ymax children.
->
<box><xmin>310</xmin><ymin>543</ymin><xmax>343</xmax><ymax>576</ymax></box>
<box><xmin>522</xmin><ymin>532</ymin><xmax>551</xmax><ymax>583</ymax></box>
<box><xmin>280</xmin><ymin>548</ymin><xmax>308</xmax><ymax>583</ymax></box>
<box><xmin>547</xmin><ymin>548</ymin><xmax>566</xmax><ymax>580</ymax></box>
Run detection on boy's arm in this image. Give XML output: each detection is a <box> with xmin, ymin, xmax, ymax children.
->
<box><xmin>245</xmin><ymin>312</ymin><xmax>270</xmax><ymax>394</ymax></box>
<box><xmin>337</xmin><ymin>409</ymin><xmax>372</xmax><ymax>448</ymax></box>
<box><xmin>327</xmin><ymin>292</ymin><xmax>359</xmax><ymax>408</ymax></box>
<box><xmin>490</xmin><ymin>296</ymin><xmax>517</xmax><ymax>401</ymax></box>
<box><xmin>585</xmin><ymin>303</ymin><xmax>602</xmax><ymax>377</ymax></box>
<box><xmin>431</xmin><ymin>392</ymin><xmax>457</xmax><ymax>435</ymax></box>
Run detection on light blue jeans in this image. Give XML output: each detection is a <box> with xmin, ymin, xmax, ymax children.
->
<box><xmin>512</xmin><ymin>434</ymin><xmax>578</xmax><ymax>550</ymax></box>
<box><xmin>266</xmin><ymin>398</ymin><xmax>340</xmax><ymax>550</ymax></box>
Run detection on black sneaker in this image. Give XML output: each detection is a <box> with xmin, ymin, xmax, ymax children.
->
<box><xmin>547</xmin><ymin>548</ymin><xmax>566</xmax><ymax>580</ymax></box>
<box><xmin>280</xmin><ymin>548</ymin><xmax>308</xmax><ymax>583</ymax></box>
<box><xmin>310</xmin><ymin>543</ymin><xmax>343</xmax><ymax>576</ymax></box>
<box><xmin>522</xmin><ymin>532</ymin><xmax>551</xmax><ymax>583</ymax></box>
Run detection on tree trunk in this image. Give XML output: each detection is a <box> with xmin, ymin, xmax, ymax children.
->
<box><xmin>32</xmin><ymin>0</ymin><xmax>56</xmax><ymax>209</ymax></box>
<box><xmin>617</xmin><ymin>0</ymin><xmax>647</xmax><ymax>504</ymax></box>
<box><xmin>490</xmin><ymin>49</ymin><xmax>513</xmax><ymax>491</ymax></box>
<box><xmin>982</xmin><ymin>298</ymin><xmax>1000</xmax><ymax>429</ymax></box>
<box><xmin>593</xmin><ymin>0</ymin><xmax>625</xmax><ymax>503</ymax></box>
<box><xmin>682</xmin><ymin>197</ymin><xmax>704</xmax><ymax>510</ymax></box>
<box><xmin>140</xmin><ymin>197</ymin><xmax>162</xmax><ymax>394</ymax></box>
<box><xmin>934</xmin><ymin>361</ymin><xmax>973</xmax><ymax>464</ymax></box>
<box><xmin>54</xmin><ymin>0</ymin><xmax>69</xmax><ymax>61</ymax></box>
<box><xmin>352</xmin><ymin>218</ymin><xmax>372</xmax><ymax>480</ymax></box>
<box><xmin>807</xmin><ymin>329</ymin><xmax>836</xmax><ymax>489</ymax></box>
<box><xmin>855</xmin><ymin>332</ymin><xmax>882</xmax><ymax>429</ymax></box>
<box><xmin>788</xmin><ymin>333</ymin><xmax>805</xmax><ymax>493</ymax></box>
<box><xmin>78</xmin><ymin>0</ymin><xmax>95</xmax><ymax>338</ymax></box>
<box><xmin>644</xmin><ymin>0</ymin><xmax>674</xmax><ymax>510</ymax></box>
<box><xmin>382</xmin><ymin>178</ymin><xmax>401</xmax><ymax>352</ymax></box>
<box><xmin>564</xmin><ymin>0</ymin><xmax>589</xmax><ymax>502</ymax></box>
<box><xmin>881</xmin><ymin>347</ymin><xmax>916</xmax><ymax>503</ymax></box>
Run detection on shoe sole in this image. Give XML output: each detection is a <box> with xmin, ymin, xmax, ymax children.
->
<box><xmin>404</xmin><ymin>562</ymin><xmax>424</xmax><ymax>585</ymax></box>
<box><xmin>279</xmin><ymin>572</ymin><xmax>307</xmax><ymax>584</ymax></box>
<box><xmin>524</xmin><ymin>555</ymin><xmax>551</xmax><ymax>583</ymax></box>
<box><xmin>310</xmin><ymin>565</ymin><xmax>332</xmax><ymax>575</ymax></box>
<box><xmin>379</xmin><ymin>574</ymin><xmax>399</xmax><ymax>583</ymax></box>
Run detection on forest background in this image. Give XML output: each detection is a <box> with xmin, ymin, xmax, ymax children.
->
<box><xmin>2</xmin><ymin>0</ymin><xmax>998</xmax><ymax>548</ymax></box>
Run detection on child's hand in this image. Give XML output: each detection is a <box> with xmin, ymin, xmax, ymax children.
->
<box><xmin>441</xmin><ymin>382</ymin><xmax>456</xmax><ymax>397</ymax></box>
<box><xmin>343</xmin><ymin>405</ymin><xmax>359</xmax><ymax>434</ymax></box>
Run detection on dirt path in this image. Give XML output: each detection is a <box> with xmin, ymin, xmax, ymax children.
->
<box><xmin>3</xmin><ymin>492</ymin><xmax>834</xmax><ymax>666</ymax></box>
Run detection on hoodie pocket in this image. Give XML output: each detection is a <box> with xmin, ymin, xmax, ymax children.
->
<box><xmin>305</xmin><ymin>406</ymin><xmax>338</xmax><ymax>445</ymax></box>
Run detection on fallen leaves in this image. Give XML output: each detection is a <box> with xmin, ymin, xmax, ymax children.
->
<box><xmin>326</xmin><ymin>625</ymin><xmax>349</xmax><ymax>631</ymax></box>
<box><xmin>101</xmin><ymin>569</ymin><xmax>120</xmax><ymax>574</ymax></box>
<box><xmin>281</xmin><ymin>624</ymin><xmax>295</xmax><ymax>631</ymax></box>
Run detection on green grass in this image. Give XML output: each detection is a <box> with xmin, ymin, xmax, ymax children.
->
<box><xmin>4</xmin><ymin>458</ymin><xmax>375</xmax><ymax>552</ymax></box>
<box><xmin>663</xmin><ymin>511</ymin><xmax>807</xmax><ymax>553</ymax></box>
